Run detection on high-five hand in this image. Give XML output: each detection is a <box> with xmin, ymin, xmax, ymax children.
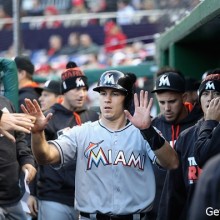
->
<box><xmin>21</xmin><ymin>99</ymin><xmax>53</xmax><ymax>133</ymax></box>
<box><xmin>124</xmin><ymin>90</ymin><xmax>153</xmax><ymax>130</ymax></box>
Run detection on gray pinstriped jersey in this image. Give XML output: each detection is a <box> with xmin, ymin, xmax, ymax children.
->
<box><xmin>50</xmin><ymin>120</ymin><xmax>157</xmax><ymax>215</ymax></box>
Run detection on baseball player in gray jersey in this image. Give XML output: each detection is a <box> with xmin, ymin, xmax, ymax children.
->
<box><xmin>22</xmin><ymin>70</ymin><xmax>179</xmax><ymax>220</ymax></box>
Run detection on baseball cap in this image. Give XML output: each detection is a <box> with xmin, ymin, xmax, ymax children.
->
<box><xmin>14</xmin><ymin>56</ymin><xmax>35</xmax><ymax>75</ymax></box>
<box><xmin>198</xmin><ymin>73</ymin><xmax>220</xmax><ymax>101</ymax></box>
<box><xmin>40</xmin><ymin>80</ymin><xmax>62</xmax><ymax>95</ymax></box>
<box><xmin>151</xmin><ymin>72</ymin><xmax>185</xmax><ymax>93</ymax></box>
<box><xmin>61</xmin><ymin>61</ymin><xmax>88</xmax><ymax>94</ymax></box>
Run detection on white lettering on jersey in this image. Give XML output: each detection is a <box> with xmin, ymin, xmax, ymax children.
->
<box><xmin>188</xmin><ymin>157</ymin><xmax>197</xmax><ymax>166</ymax></box>
<box><xmin>187</xmin><ymin>156</ymin><xmax>202</xmax><ymax>184</ymax></box>
<box><xmin>103</xmin><ymin>74</ymin><xmax>115</xmax><ymax>85</ymax></box>
<box><xmin>114</xmin><ymin>151</ymin><xmax>127</xmax><ymax>166</ymax></box>
<box><xmin>76</xmin><ymin>77</ymin><xmax>85</xmax><ymax>87</ymax></box>
<box><xmin>205</xmin><ymin>81</ymin><xmax>215</xmax><ymax>90</ymax></box>
<box><xmin>85</xmin><ymin>142</ymin><xmax>145</xmax><ymax>170</ymax></box>
<box><xmin>127</xmin><ymin>153</ymin><xmax>145</xmax><ymax>170</ymax></box>
<box><xmin>159</xmin><ymin>75</ymin><xmax>170</xmax><ymax>87</ymax></box>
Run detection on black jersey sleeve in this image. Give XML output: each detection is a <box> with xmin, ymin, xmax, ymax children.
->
<box><xmin>194</xmin><ymin>120</ymin><xmax>220</xmax><ymax>168</ymax></box>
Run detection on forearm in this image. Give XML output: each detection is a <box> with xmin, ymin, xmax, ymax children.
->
<box><xmin>31</xmin><ymin>131</ymin><xmax>60</xmax><ymax>165</ymax></box>
<box><xmin>141</xmin><ymin>126</ymin><xmax>179</xmax><ymax>169</ymax></box>
<box><xmin>153</xmin><ymin>141</ymin><xmax>179</xmax><ymax>169</ymax></box>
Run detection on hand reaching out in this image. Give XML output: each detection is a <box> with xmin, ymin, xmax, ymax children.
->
<box><xmin>124</xmin><ymin>90</ymin><xmax>153</xmax><ymax>130</ymax></box>
<box><xmin>0</xmin><ymin>112</ymin><xmax>36</xmax><ymax>142</ymax></box>
<box><xmin>21</xmin><ymin>99</ymin><xmax>53</xmax><ymax>133</ymax></box>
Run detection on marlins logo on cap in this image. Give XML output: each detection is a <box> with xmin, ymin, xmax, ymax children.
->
<box><xmin>151</xmin><ymin>72</ymin><xmax>185</xmax><ymax>93</ymax></box>
<box><xmin>103</xmin><ymin>73</ymin><xmax>115</xmax><ymax>85</ymax></box>
<box><xmin>61</xmin><ymin>68</ymin><xmax>88</xmax><ymax>94</ymax></box>
<box><xmin>204</xmin><ymin>81</ymin><xmax>215</xmax><ymax>90</ymax></box>
<box><xmin>198</xmin><ymin>73</ymin><xmax>220</xmax><ymax>102</ymax></box>
<box><xmin>76</xmin><ymin>77</ymin><xmax>86</xmax><ymax>87</ymax></box>
<box><xmin>158</xmin><ymin>75</ymin><xmax>171</xmax><ymax>87</ymax></box>
<box><xmin>93</xmin><ymin>70</ymin><xmax>128</xmax><ymax>93</ymax></box>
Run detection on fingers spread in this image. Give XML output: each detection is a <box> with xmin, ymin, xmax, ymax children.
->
<box><xmin>20</xmin><ymin>104</ymin><xmax>29</xmax><ymax>114</ymax></box>
<box><xmin>33</xmin><ymin>99</ymin><xmax>42</xmax><ymax>112</ymax></box>
<box><xmin>147</xmin><ymin>97</ymin><xmax>154</xmax><ymax>111</ymax></box>
<box><xmin>143</xmin><ymin>91</ymin><xmax>149</xmax><ymax>108</ymax></box>
<box><xmin>134</xmin><ymin>93</ymin><xmax>139</xmax><ymax>107</ymax></box>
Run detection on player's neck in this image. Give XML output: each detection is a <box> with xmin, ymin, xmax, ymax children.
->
<box><xmin>101</xmin><ymin>115</ymin><xmax>127</xmax><ymax>131</ymax></box>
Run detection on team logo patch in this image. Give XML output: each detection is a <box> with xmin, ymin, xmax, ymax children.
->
<box><xmin>159</xmin><ymin>75</ymin><xmax>170</xmax><ymax>87</ymax></box>
<box><xmin>205</xmin><ymin>81</ymin><xmax>215</xmax><ymax>90</ymax></box>
<box><xmin>84</xmin><ymin>141</ymin><xmax>104</xmax><ymax>158</ymax></box>
<box><xmin>76</xmin><ymin>77</ymin><xmax>85</xmax><ymax>87</ymax></box>
<box><xmin>103</xmin><ymin>73</ymin><xmax>115</xmax><ymax>85</ymax></box>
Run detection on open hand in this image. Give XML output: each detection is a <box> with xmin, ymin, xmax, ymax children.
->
<box><xmin>0</xmin><ymin>112</ymin><xmax>36</xmax><ymax>142</ymax></box>
<box><xmin>21</xmin><ymin>99</ymin><xmax>52</xmax><ymax>133</ymax></box>
<box><xmin>124</xmin><ymin>90</ymin><xmax>153</xmax><ymax>130</ymax></box>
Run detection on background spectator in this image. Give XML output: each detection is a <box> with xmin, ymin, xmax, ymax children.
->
<box><xmin>38</xmin><ymin>80</ymin><xmax>63</xmax><ymax>112</ymax></box>
<box><xmin>0</xmin><ymin>0</ymin><xmax>12</xmax><ymax>30</ymax></box>
<box><xmin>61</xmin><ymin>32</ymin><xmax>80</xmax><ymax>55</ymax></box>
<box><xmin>104</xmin><ymin>20</ymin><xmax>127</xmax><ymax>54</ymax></box>
<box><xmin>40</xmin><ymin>5</ymin><xmax>62</xmax><ymax>29</ymax></box>
<box><xmin>78</xmin><ymin>33</ymin><xmax>100</xmax><ymax>55</ymax></box>
<box><xmin>47</xmin><ymin>35</ymin><xmax>63</xmax><ymax>57</ymax></box>
<box><xmin>116</xmin><ymin>0</ymin><xmax>135</xmax><ymax>25</ymax></box>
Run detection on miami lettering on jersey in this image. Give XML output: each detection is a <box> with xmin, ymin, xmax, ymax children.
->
<box><xmin>84</xmin><ymin>141</ymin><xmax>145</xmax><ymax>170</ymax></box>
<box><xmin>188</xmin><ymin>157</ymin><xmax>202</xmax><ymax>184</ymax></box>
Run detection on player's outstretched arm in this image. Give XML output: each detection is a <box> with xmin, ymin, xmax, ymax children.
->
<box><xmin>125</xmin><ymin>90</ymin><xmax>179</xmax><ymax>170</ymax></box>
<box><xmin>21</xmin><ymin>99</ymin><xmax>61</xmax><ymax>165</ymax></box>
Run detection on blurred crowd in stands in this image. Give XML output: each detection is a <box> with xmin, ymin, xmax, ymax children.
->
<box><xmin>0</xmin><ymin>0</ymin><xmax>201</xmax><ymax>78</ymax></box>
<box><xmin>21</xmin><ymin>0</ymin><xmax>200</xmax><ymax>16</ymax></box>
<box><xmin>0</xmin><ymin>0</ymin><xmax>201</xmax><ymax>28</ymax></box>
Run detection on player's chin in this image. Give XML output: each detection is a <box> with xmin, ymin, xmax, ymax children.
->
<box><xmin>165</xmin><ymin>115</ymin><xmax>175</xmax><ymax>122</ymax></box>
<box><xmin>102</xmin><ymin>112</ymin><xmax>113</xmax><ymax>120</ymax></box>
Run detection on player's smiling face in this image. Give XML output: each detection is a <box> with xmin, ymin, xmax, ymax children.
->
<box><xmin>99</xmin><ymin>88</ymin><xmax>126</xmax><ymax>120</ymax></box>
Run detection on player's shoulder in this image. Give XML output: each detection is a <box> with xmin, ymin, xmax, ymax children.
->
<box><xmin>178</xmin><ymin>121</ymin><xmax>201</xmax><ymax>138</ymax></box>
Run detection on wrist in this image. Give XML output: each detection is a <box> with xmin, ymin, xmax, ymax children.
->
<box><xmin>140</xmin><ymin>126</ymin><xmax>165</xmax><ymax>151</ymax></box>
